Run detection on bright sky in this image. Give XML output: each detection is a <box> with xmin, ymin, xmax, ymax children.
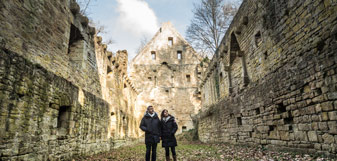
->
<box><xmin>87</xmin><ymin>0</ymin><xmax>242</xmax><ymax>60</ymax></box>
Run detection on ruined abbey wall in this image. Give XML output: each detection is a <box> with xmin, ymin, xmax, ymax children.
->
<box><xmin>197</xmin><ymin>0</ymin><xmax>337</xmax><ymax>155</ymax></box>
<box><xmin>0</xmin><ymin>49</ymin><xmax>111</xmax><ymax>160</ymax></box>
<box><xmin>0</xmin><ymin>0</ymin><xmax>142</xmax><ymax>160</ymax></box>
<box><xmin>130</xmin><ymin>22</ymin><xmax>202</xmax><ymax>133</ymax></box>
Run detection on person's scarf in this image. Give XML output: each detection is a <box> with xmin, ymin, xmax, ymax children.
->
<box><xmin>163</xmin><ymin>116</ymin><xmax>170</xmax><ymax>122</ymax></box>
<box><xmin>149</xmin><ymin>112</ymin><xmax>155</xmax><ymax>117</ymax></box>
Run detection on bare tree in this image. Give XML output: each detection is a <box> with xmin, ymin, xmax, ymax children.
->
<box><xmin>136</xmin><ymin>35</ymin><xmax>149</xmax><ymax>54</ymax></box>
<box><xmin>76</xmin><ymin>0</ymin><xmax>96</xmax><ymax>16</ymax></box>
<box><xmin>186</xmin><ymin>0</ymin><xmax>240</xmax><ymax>58</ymax></box>
<box><xmin>89</xmin><ymin>20</ymin><xmax>115</xmax><ymax>45</ymax></box>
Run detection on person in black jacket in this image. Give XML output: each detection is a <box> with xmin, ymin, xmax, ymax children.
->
<box><xmin>140</xmin><ymin>105</ymin><xmax>161</xmax><ymax>161</ymax></box>
<box><xmin>160</xmin><ymin>109</ymin><xmax>178</xmax><ymax>161</ymax></box>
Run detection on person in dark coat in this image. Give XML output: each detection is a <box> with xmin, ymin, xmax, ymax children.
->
<box><xmin>160</xmin><ymin>109</ymin><xmax>178</xmax><ymax>161</ymax></box>
<box><xmin>140</xmin><ymin>105</ymin><xmax>161</xmax><ymax>161</ymax></box>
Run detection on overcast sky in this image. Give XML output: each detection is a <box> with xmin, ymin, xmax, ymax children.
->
<box><xmin>87</xmin><ymin>0</ymin><xmax>242</xmax><ymax>61</ymax></box>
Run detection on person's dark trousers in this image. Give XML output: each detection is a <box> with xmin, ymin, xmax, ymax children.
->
<box><xmin>164</xmin><ymin>146</ymin><xmax>176</xmax><ymax>157</ymax></box>
<box><xmin>146</xmin><ymin>143</ymin><xmax>158</xmax><ymax>161</ymax></box>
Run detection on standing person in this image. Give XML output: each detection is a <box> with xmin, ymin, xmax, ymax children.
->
<box><xmin>160</xmin><ymin>109</ymin><xmax>178</xmax><ymax>161</ymax></box>
<box><xmin>140</xmin><ymin>105</ymin><xmax>161</xmax><ymax>161</ymax></box>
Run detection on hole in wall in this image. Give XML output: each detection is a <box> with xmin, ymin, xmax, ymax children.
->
<box><xmin>268</xmin><ymin>125</ymin><xmax>275</xmax><ymax>135</ymax></box>
<box><xmin>182</xmin><ymin>126</ymin><xmax>187</xmax><ymax>132</ymax></box>
<box><xmin>177</xmin><ymin>51</ymin><xmax>182</xmax><ymax>60</ymax></box>
<box><xmin>263</xmin><ymin>51</ymin><xmax>268</xmax><ymax>60</ymax></box>
<box><xmin>255</xmin><ymin>31</ymin><xmax>262</xmax><ymax>47</ymax></box>
<box><xmin>317</xmin><ymin>40</ymin><xmax>325</xmax><ymax>51</ymax></box>
<box><xmin>255</xmin><ymin>108</ymin><xmax>260</xmax><ymax>115</ymax></box>
<box><xmin>277</xmin><ymin>102</ymin><xmax>286</xmax><ymax>113</ymax></box>
<box><xmin>284</xmin><ymin>117</ymin><xmax>293</xmax><ymax>124</ymax></box>
<box><xmin>68</xmin><ymin>24</ymin><xmax>83</xmax><ymax>54</ymax></box>
<box><xmin>186</xmin><ymin>74</ymin><xmax>191</xmax><ymax>82</ymax></box>
<box><xmin>237</xmin><ymin>117</ymin><xmax>242</xmax><ymax>126</ymax></box>
<box><xmin>242</xmin><ymin>16</ymin><xmax>248</xmax><ymax>25</ymax></box>
<box><xmin>168</xmin><ymin>37</ymin><xmax>173</xmax><ymax>46</ymax></box>
<box><xmin>107</xmin><ymin>66</ymin><xmax>112</xmax><ymax>74</ymax></box>
<box><xmin>314</xmin><ymin>88</ymin><xmax>322</xmax><ymax>96</ymax></box>
<box><xmin>57</xmin><ymin>106</ymin><xmax>71</xmax><ymax>133</ymax></box>
<box><xmin>151</xmin><ymin>51</ymin><xmax>156</xmax><ymax>60</ymax></box>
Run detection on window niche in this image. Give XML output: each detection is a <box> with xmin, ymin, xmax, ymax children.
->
<box><xmin>107</xmin><ymin>66</ymin><xmax>112</xmax><ymax>74</ymax></box>
<box><xmin>186</xmin><ymin>74</ymin><xmax>191</xmax><ymax>82</ymax></box>
<box><xmin>68</xmin><ymin>24</ymin><xmax>83</xmax><ymax>54</ymax></box>
<box><xmin>168</xmin><ymin>37</ymin><xmax>173</xmax><ymax>46</ymax></box>
<box><xmin>182</xmin><ymin>126</ymin><xmax>187</xmax><ymax>132</ymax></box>
<box><xmin>242</xmin><ymin>16</ymin><xmax>248</xmax><ymax>25</ymax></box>
<box><xmin>177</xmin><ymin>51</ymin><xmax>182</xmax><ymax>60</ymax></box>
<box><xmin>57</xmin><ymin>106</ymin><xmax>71</xmax><ymax>135</ymax></box>
<box><xmin>237</xmin><ymin>117</ymin><xmax>242</xmax><ymax>126</ymax></box>
<box><xmin>151</xmin><ymin>51</ymin><xmax>156</xmax><ymax>60</ymax></box>
<box><xmin>255</xmin><ymin>31</ymin><xmax>262</xmax><ymax>47</ymax></box>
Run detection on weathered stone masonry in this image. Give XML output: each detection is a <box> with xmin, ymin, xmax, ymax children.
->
<box><xmin>130</xmin><ymin>22</ymin><xmax>203</xmax><ymax>133</ymax></box>
<box><xmin>0</xmin><ymin>49</ymin><xmax>111</xmax><ymax>160</ymax></box>
<box><xmin>0</xmin><ymin>0</ymin><xmax>142</xmax><ymax>160</ymax></box>
<box><xmin>197</xmin><ymin>0</ymin><xmax>337</xmax><ymax>155</ymax></box>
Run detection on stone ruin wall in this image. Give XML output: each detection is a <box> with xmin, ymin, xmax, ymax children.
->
<box><xmin>196</xmin><ymin>0</ymin><xmax>337</xmax><ymax>155</ymax></box>
<box><xmin>130</xmin><ymin>23</ymin><xmax>203</xmax><ymax>133</ymax></box>
<box><xmin>0</xmin><ymin>0</ymin><xmax>141</xmax><ymax>160</ymax></box>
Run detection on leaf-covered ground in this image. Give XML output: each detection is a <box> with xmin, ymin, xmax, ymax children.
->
<box><xmin>76</xmin><ymin>142</ymin><xmax>335</xmax><ymax>161</ymax></box>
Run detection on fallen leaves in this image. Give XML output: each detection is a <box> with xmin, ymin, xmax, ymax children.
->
<box><xmin>75</xmin><ymin>141</ymin><xmax>336</xmax><ymax>161</ymax></box>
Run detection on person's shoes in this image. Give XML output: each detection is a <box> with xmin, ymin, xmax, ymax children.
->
<box><xmin>166</xmin><ymin>156</ymin><xmax>171</xmax><ymax>161</ymax></box>
<box><xmin>173</xmin><ymin>155</ymin><xmax>177</xmax><ymax>161</ymax></box>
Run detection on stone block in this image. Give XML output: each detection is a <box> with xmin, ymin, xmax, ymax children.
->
<box><xmin>322</xmin><ymin>133</ymin><xmax>335</xmax><ymax>144</ymax></box>
<box><xmin>328</xmin><ymin>121</ymin><xmax>337</xmax><ymax>134</ymax></box>
<box><xmin>308</xmin><ymin>131</ymin><xmax>318</xmax><ymax>142</ymax></box>
<box><xmin>311</xmin><ymin>122</ymin><xmax>319</xmax><ymax>130</ymax></box>
<box><xmin>294</xmin><ymin>131</ymin><xmax>308</xmax><ymax>141</ymax></box>
<box><xmin>279</xmin><ymin>131</ymin><xmax>290</xmax><ymax>141</ymax></box>
<box><xmin>318</xmin><ymin>122</ymin><xmax>329</xmax><ymax>131</ymax></box>
<box><xmin>321</xmin><ymin>112</ymin><xmax>329</xmax><ymax>121</ymax></box>
<box><xmin>328</xmin><ymin>111</ymin><xmax>337</xmax><ymax>120</ymax></box>
<box><xmin>298</xmin><ymin>123</ymin><xmax>311</xmax><ymax>131</ymax></box>
<box><xmin>321</xmin><ymin>102</ymin><xmax>334</xmax><ymax>111</ymax></box>
<box><xmin>314</xmin><ymin>143</ymin><xmax>322</xmax><ymax>150</ymax></box>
